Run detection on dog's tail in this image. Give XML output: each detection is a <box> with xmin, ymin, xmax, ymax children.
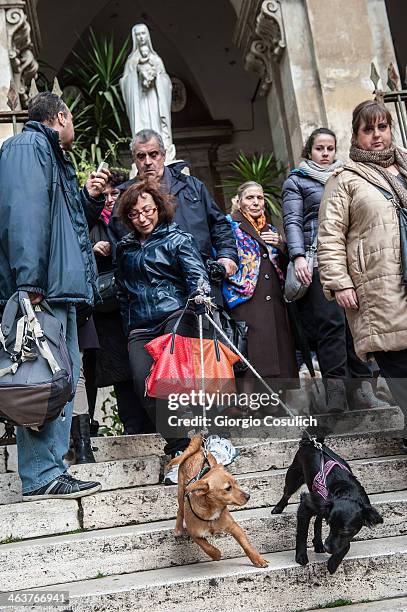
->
<box><xmin>167</xmin><ymin>434</ymin><xmax>203</xmax><ymax>468</ymax></box>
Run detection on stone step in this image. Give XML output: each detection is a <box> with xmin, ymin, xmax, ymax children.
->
<box><xmin>312</xmin><ymin>596</ymin><xmax>407</xmax><ymax>611</ymax></box>
<box><xmin>11</xmin><ymin>535</ymin><xmax>407</xmax><ymax>612</ymax></box>
<box><xmin>0</xmin><ymin>456</ymin><xmax>160</xmax><ymax>505</ymax></box>
<box><xmin>1</xmin><ymin>491</ymin><xmax>406</xmax><ymax>592</ymax></box>
<box><xmin>0</xmin><ymin>447</ymin><xmax>6</xmax><ymax>473</ymax></box>
<box><xmin>5</xmin><ymin>404</ymin><xmax>403</xmax><ymax>472</ymax></box>
<box><xmin>2</xmin><ymin>454</ymin><xmax>405</xmax><ymax>543</ymax></box>
<box><xmin>230</xmin><ymin>431</ymin><xmax>402</xmax><ymax>474</ymax></box>
<box><xmin>5</xmin><ymin>428</ymin><xmax>402</xmax><ymax>478</ymax></box>
<box><xmin>5</xmin><ymin>433</ymin><xmax>166</xmax><ymax>472</ymax></box>
<box><xmin>81</xmin><ymin>454</ymin><xmax>407</xmax><ymax>530</ymax></box>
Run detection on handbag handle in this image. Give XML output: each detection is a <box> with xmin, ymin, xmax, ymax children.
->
<box><xmin>169</xmin><ymin>304</ymin><xmax>220</xmax><ymax>362</ymax></box>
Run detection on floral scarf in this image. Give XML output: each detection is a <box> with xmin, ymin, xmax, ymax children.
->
<box><xmin>223</xmin><ymin>214</ymin><xmax>284</xmax><ymax>309</ymax></box>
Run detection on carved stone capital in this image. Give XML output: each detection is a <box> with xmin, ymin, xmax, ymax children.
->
<box><xmin>235</xmin><ymin>0</ymin><xmax>286</xmax><ymax>95</ymax></box>
<box><xmin>4</xmin><ymin>3</ymin><xmax>38</xmax><ymax>105</ymax></box>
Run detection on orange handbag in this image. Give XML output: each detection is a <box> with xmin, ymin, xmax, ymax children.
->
<box><xmin>144</xmin><ymin>315</ymin><xmax>240</xmax><ymax>399</ymax></box>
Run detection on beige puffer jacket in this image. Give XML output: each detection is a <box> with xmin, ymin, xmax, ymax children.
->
<box><xmin>318</xmin><ymin>160</ymin><xmax>407</xmax><ymax>361</ymax></box>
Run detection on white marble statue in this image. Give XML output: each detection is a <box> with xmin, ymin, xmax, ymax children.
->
<box><xmin>120</xmin><ymin>24</ymin><xmax>175</xmax><ymax>160</ymax></box>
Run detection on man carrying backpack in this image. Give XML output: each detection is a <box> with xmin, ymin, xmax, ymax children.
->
<box><xmin>0</xmin><ymin>92</ymin><xmax>108</xmax><ymax>500</ymax></box>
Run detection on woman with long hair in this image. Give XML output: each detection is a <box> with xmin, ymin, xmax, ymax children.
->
<box><xmin>283</xmin><ymin>128</ymin><xmax>384</xmax><ymax>413</ymax></box>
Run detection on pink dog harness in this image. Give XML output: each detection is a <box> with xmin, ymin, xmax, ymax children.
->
<box><xmin>312</xmin><ymin>459</ymin><xmax>351</xmax><ymax>500</ymax></box>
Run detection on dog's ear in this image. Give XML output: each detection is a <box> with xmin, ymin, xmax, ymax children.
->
<box><xmin>362</xmin><ymin>504</ymin><xmax>383</xmax><ymax>528</ymax></box>
<box><xmin>301</xmin><ymin>492</ymin><xmax>332</xmax><ymax>517</ymax></box>
<box><xmin>185</xmin><ymin>479</ymin><xmax>209</xmax><ymax>497</ymax></box>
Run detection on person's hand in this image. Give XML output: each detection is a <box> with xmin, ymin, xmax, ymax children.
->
<box><xmin>217</xmin><ymin>257</ymin><xmax>238</xmax><ymax>277</ymax></box>
<box><xmin>294</xmin><ymin>256</ymin><xmax>312</xmax><ymax>285</ymax></box>
<box><xmin>85</xmin><ymin>169</ymin><xmax>110</xmax><ymax>199</ymax></box>
<box><xmin>28</xmin><ymin>292</ymin><xmax>43</xmax><ymax>305</ymax></box>
<box><xmin>335</xmin><ymin>288</ymin><xmax>359</xmax><ymax>310</ymax></box>
<box><xmin>93</xmin><ymin>241</ymin><xmax>111</xmax><ymax>257</ymax></box>
<box><xmin>261</xmin><ymin>229</ymin><xmax>283</xmax><ymax>248</ymax></box>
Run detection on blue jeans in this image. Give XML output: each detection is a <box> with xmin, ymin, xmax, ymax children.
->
<box><xmin>16</xmin><ymin>305</ymin><xmax>80</xmax><ymax>493</ymax></box>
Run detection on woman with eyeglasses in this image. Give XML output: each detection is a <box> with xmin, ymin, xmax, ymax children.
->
<box><xmin>83</xmin><ymin>169</ymin><xmax>156</xmax><ymax>436</ymax></box>
<box><xmin>115</xmin><ymin>179</ymin><xmax>239</xmax><ymax>483</ymax></box>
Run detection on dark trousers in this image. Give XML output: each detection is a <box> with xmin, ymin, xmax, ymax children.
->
<box><xmin>374</xmin><ymin>350</ymin><xmax>407</xmax><ymax>436</ymax></box>
<box><xmin>297</xmin><ymin>269</ymin><xmax>372</xmax><ymax>384</ymax></box>
<box><xmin>128</xmin><ymin>310</ymin><xmax>202</xmax><ymax>457</ymax></box>
<box><xmin>83</xmin><ymin>350</ymin><xmax>155</xmax><ymax>434</ymax></box>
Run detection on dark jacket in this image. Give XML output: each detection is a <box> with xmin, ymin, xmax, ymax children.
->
<box><xmin>115</xmin><ymin>222</ymin><xmax>209</xmax><ymax>333</ymax></box>
<box><xmin>108</xmin><ymin>166</ymin><xmax>238</xmax><ymax>265</ymax></box>
<box><xmin>0</xmin><ymin>121</ymin><xmax>103</xmax><ymax>305</ymax></box>
<box><xmin>282</xmin><ymin>171</ymin><xmax>324</xmax><ymax>261</ymax></box>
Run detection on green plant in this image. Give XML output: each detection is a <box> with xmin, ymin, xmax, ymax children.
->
<box><xmin>0</xmin><ymin>535</ymin><xmax>23</xmax><ymax>545</ymax></box>
<box><xmin>64</xmin><ymin>29</ymin><xmax>131</xmax><ymax>166</ymax></box>
<box><xmin>98</xmin><ymin>389</ymin><xmax>124</xmax><ymax>437</ymax></box>
<box><xmin>95</xmin><ymin>571</ymin><xmax>106</xmax><ymax>579</ymax></box>
<box><xmin>313</xmin><ymin>600</ymin><xmax>354</xmax><ymax>609</ymax></box>
<box><xmin>220</xmin><ymin>152</ymin><xmax>285</xmax><ymax>218</ymax></box>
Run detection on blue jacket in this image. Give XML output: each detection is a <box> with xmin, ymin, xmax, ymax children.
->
<box><xmin>282</xmin><ymin>171</ymin><xmax>324</xmax><ymax>261</ymax></box>
<box><xmin>115</xmin><ymin>222</ymin><xmax>209</xmax><ymax>333</ymax></box>
<box><xmin>0</xmin><ymin>121</ymin><xmax>104</xmax><ymax>305</ymax></box>
<box><xmin>108</xmin><ymin>166</ymin><xmax>238</xmax><ymax>265</ymax></box>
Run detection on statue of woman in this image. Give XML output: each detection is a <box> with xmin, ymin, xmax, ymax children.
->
<box><xmin>120</xmin><ymin>24</ymin><xmax>175</xmax><ymax>160</ymax></box>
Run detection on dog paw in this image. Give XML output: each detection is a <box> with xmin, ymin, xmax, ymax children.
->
<box><xmin>271</xmin><ymin>505</ymin><xmax>283</xmax><ymax>515</ymax></box>
<box><xmin>252</xmin><ymin>555</ymin><xmax>268</xmax><ymax>568</ymax></box>
<box><xmin>313</xmin><ymin>542</ymin><xmax>325</xmax><ymax>554</ymax></box>
<box><xmin>327</xmin><ymin>557</ymin><xmax>340</xmax><ymax>574</ymax></box>
<box><xmin>295</xmin><ymin>551</ymin><xmax>309</xmax><ymax>566</ymax></box>
<box><xmin>210</xmin><ymin>548</ymin><xmax>222</xmax><ymax>561</ymax></box>
<box><xmin>174</xmin><ymin>527</ymin><xmax>185</xmax><ymax>537</ymax></box>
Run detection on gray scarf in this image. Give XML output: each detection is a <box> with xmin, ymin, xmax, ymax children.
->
<box><xmin>299</xmin><ymin>159</ymin><xmax>343</xmax><ymax>184</ymax></box>
<box><xmin>349</xmin><ymin>144</ymin><xmax>407</xmax><ymax>208</ymax></box>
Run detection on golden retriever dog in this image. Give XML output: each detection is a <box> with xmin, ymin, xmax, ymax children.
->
<box><xmin>168</xmin><ymin>434</ymin><xmax>268</xmax><ymax>567</ymax></box>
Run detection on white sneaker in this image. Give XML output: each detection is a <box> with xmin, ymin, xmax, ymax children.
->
<box><xmin>204</xmin><ymin>435</ymin><xmax>240</xmax><ymax>466</ymax></box>
<box><xmin>164</xmin><ymin>451</ymin><xmax>182</xmax><ymax>485</ymax></box>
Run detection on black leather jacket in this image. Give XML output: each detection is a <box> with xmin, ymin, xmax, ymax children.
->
<box><xmin>115</xmin><ymin>222</ymin><xmax>210</xmax><ymax>333</ymax></box>
<box><xmin>282</xmin><ymin>171</ymin><xmax>324</xmax><ymax>261</ymax></box>
<box><xmin>108</xmin><ymin>166</ymin><xmax>238</xmax><ymax>265</ymax></box>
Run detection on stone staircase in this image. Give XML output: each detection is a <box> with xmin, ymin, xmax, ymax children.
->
<box><xmin>0</xmin><ymin>406</ymin><xmax>406</xmax><ymax>612</ymax></box>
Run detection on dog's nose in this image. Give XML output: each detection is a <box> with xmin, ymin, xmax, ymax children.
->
<box><xmin>244</xmin><ymin>492</ymin><xmax>250</xmax><ymax>501</ymax></box>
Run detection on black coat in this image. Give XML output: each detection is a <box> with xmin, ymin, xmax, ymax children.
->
<box><xmin>115</xmin><ymin>222</ymin><xmax>210</xmax><ymax>334</ymax></box>
<box><xmin>89</xmin><ymin>217</ymin><xmax>132</xmax><ymax>385</ymax></box>
<box><xmin>282</xmin><ymin>171</ymin><xmax>324</xmax><ymax>261</ymax></box>
<box><xmin>0</xmin><ymin>121</ymin><xmax>103</xmax><ymax>305</ymax></box>
<box><xmin>108</xmin><ymin>166</ymin><xmax>238</xmax><ymax>265</ymax></box>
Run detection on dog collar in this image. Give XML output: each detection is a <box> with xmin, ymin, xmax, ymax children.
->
<box><xmin>185</xmin><ymin>492</ymin><xmax>226</xmax><ymax>523</ymax></box>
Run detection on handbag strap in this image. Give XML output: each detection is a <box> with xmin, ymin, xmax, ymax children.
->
<box><xmin>169</xmin><ymin>305</ymin><xmax>220</xmax><ymax>361</ymax></box>
<box><xmin>0</xmin><ymin>291</ymin><xmax>61</xmax><ymax>378</ymax></box>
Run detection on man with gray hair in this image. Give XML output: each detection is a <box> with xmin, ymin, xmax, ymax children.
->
<box><xmin>108</xmin><ymin>128</ymin><xmax>238</xmax><ymax>278</ymax></box>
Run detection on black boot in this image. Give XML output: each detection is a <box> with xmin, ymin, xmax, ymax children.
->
<box><xmin>71</xmin><ymin>415</ymin><xmax>96</xmax><ymax>464</ymax></box>
<box><xmin>325</xmin><ymin>379</ymin><xmax>347</xmax><ymax>413</ymax></box>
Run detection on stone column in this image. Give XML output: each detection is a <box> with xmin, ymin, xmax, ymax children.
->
<box><xmin>0</xmin><ymin>0</ymin><xmax>40</xmax><ymax>143</ymax></box>
<box><xmin>235</xmin><ymin>0</ymin><xmax>398</xmax><ymax>166</ymax></box>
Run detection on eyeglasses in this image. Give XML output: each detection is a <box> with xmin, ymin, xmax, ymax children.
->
<box><xmin>128</xmin><ymin>206</ymin><xmax>157</xmax><ymax>220</ymax></box>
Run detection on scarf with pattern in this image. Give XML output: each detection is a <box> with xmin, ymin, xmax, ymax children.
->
<box><xmin>298</xmin><ymin>159</ymin><xmax>343</xmax><ymax>184</ymax></box>
<box><xmin>349</xmin><ymin>144</ymin><xmax>407</xmax><ymax>208</ymax></box>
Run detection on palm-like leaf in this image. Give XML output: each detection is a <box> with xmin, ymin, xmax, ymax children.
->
<box><xmin>220</xmin><ymin>152</ymin><xmax>285</xmax><ymax>218</ymax></box>
<box><xmin>64</xmin><ymin>28</ymin><xmax>130</xmax><ymax>166</ymax></box>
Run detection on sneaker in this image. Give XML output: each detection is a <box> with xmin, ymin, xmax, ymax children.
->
<box><xmin>204</xmin><ymin>435</ymin><xmax>240</xmax><ymax>466</ymax></box>
<box><xmin>164</xmin><ymin>451</ymin><xmax>182</xmax><ymax>486</ymax></box>
<box><xmin>22</xmin><ymin>473</ymin><xmax>101</xmax><ymax>501</ymax></box>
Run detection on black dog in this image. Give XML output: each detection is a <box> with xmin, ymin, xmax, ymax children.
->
<box><xmin>271</xmin><ymin>434</ymin><xmax>383</xmax><ymax>574</ymax></box>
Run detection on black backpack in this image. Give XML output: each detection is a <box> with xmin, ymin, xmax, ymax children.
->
<box><xmin>0</xmin><ymin>292</ymin><xmax>74</xmax><ymax>428</ymax></box>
